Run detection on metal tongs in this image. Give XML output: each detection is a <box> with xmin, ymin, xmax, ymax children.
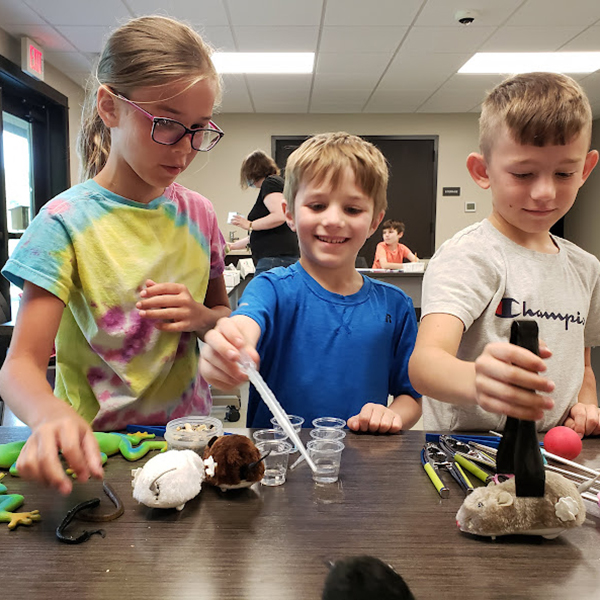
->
<box><xmin>421</xmin><ymin>442</ymin><xmax>474</xmax><ymax>498</ymax></box>
<box><xmin>438</xmin><ymin>435</ymin><xmax>496</xmax><ymax>484</ymax></box>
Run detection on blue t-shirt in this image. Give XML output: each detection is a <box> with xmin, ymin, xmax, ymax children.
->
<box><xmin>233</xmin><ymin>262</ymin><xmax>419</xmax><ymax>428</ymax></box>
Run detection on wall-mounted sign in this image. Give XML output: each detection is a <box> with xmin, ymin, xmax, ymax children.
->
<box><xmin>21</xmin><ymin>37</ymin><xmax>44</xmax><ymax>81</ymax></box>
<box><xmin>443</xmin><ymin>187</ymin><xmax>461</xmax><ymax>196</ymax></box>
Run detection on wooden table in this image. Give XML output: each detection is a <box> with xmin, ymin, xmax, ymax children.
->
<box><xmin>2</xmin><ymin>427</ymin><xmax>600</xmax><ymax>599</ymax></box>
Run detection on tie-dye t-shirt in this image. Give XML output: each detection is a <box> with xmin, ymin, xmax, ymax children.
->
<box><xmin>2</xmin><ymin>179</ymin><xmax>225</xmax><ymax>431</ymax></box>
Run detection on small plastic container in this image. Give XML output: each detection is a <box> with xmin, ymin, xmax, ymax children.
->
<box><xmin>310</xmin><ymin>428</ymin><xmax>347</xmax><ymax>441</ymax></box>
<box><xmin>164</xmin><ymin>416</ymin><xmax>223</xmax><ymax>453</ymax></box>
<box><xmin>312</xmin><ymin>417</ymin><xmax>346</xmax><ymax>430</ymax></box>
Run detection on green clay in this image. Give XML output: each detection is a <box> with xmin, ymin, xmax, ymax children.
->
<box><xmin>0</xmin><ymin>432</ymin><xmax>167</xmax><ymax>477</ymax></box>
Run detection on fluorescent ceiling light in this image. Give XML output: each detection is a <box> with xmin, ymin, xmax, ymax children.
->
<box><xmin>212</xmin><ymin>52</ymin><xmax>314</xmax><ymax>74</ymax></box>
<box><xmin>459</xmin><ymin>52</ymin><xmax>600</xmax><ymax>74</ymax></box>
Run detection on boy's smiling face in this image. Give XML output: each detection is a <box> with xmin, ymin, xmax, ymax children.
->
<box><xmin>467</xmin><ymin>126</ymin><xmax>598</xmax><ymax>250</ymax></box>
<box><xmin>286</xmin><ymin>167</ymin><xmax>384</xmax><ymax>277</ymax></box>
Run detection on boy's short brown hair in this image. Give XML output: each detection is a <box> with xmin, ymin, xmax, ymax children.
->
<box><xmin>382</xmin><ymin>219</ymin><xmax>405</xmax><ymax>234</ymax></box>
<box><xmin>240</xmin><ymin>150</ymin><xmax>279</xmax><ymax>189</ymax></box>
<box><xmin>479</xmin><ymin>72</ymin><xmax>593</xmax><ymax>159</ymax></box>
<box><xmin>283</xmin><ymin>132</ymin><xmax>388</xmax><ymax>219</ymax></box>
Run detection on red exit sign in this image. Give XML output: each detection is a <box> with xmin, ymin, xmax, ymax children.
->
<box><xmin>21</xmin><ymin>37</ymin><xmax>44</xmax><ymax>81</ymax></box>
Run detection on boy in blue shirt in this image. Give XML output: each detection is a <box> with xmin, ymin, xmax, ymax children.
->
<box><xmin>201</xmin><ymin>132</ymin><xmax>421</xmax><ymax>432</ymax></box>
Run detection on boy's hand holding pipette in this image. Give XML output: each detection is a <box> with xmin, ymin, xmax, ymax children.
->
<box><xmin>200</xmin><ymin>315</ymin><xmax>261</xmax><ymax>391</ymax></box>
<box><xmin>137</xmin><ymin>279</ymin><xmax>229</xmax><ymax>337</ymax></box>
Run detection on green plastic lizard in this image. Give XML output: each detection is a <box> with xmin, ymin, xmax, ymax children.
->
<box><xmin>0</xmin><ymin>473</ymin><xmax>41</xmax><ymax>530</ymax></box>
<box><xmin>0</xmin><ymin>432</ymin><xmax>167</xmax><ymax>476</ymax></box>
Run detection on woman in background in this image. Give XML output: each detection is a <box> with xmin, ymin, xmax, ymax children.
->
<box><xmin>231</xmin><ymin>150</ymin><xmax>298</xmax><ymax>275</ymax></box>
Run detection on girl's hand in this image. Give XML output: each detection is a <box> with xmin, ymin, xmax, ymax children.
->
<box><xmin>200</xmin><ymin>316</ymin><xmax>260</xmax><ymax>391</ymax></box>
<box><xmin>136</xmin><ymin>279</ymin><xmax>208</xmax><ymax>333</ymax></box>
<box><xmin>347</xmin><ymin>403</ymin><xmax>402</xmax><ymax>434</ymax></box>
<box><xmin>17</xmin><ymin>412</ymin><xmax>103</xmax><ymax>495</ymax></box>
<box><xmin>474</xmin><ymin>342</ymin><xmax>555</xmax><ymax>421</ymax></box>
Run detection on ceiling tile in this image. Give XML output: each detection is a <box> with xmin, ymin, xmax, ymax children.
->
<box><xmin>312</xmin><ymin>72</ymin><xmax>383</xmax><ymax>90</ymax></box>
<box><xmin>400</xmin><ymin>26</ymin><xmax>496</xmax><ymax>54</ymax></box>
<box><xmin>505</xmin><ymin>0</ymin><xmax>600</xmax><ymax>27</ymax></box>
<box><xmin>227</xmin><ymin>0</ymin><xmax>323</xmax><ymax>27</ymax></box>
<box><xmin>1</xmin><ymin>24</ymin><xmax>77</xmax><ymax>51</ymax></box>
<box><xmin>364</xmin><ymin>89</ymin><xmax>432</xmax><ymax>113</ymax></box>
<box><xmin>127</xmin><ymin>0</ymin><xmax>229</xmax><ymax>27</ymax></box>
<box><xmin>560</xmin><ymin>26</ymin><xmax>600</xmax><ymax>51</ymax></box>
<box><xmin>44</xmin><ymin>50</ymin><xmax>94</xmax><ymax>73</ymax></box>
<box><xmin>56</xmin><ymin>26</ymin><xmax>110</xmax><ymax>53</ymax></box>
<box><xmin>233</xmin><ymin>27</ymin><xmax>318</xmax><ymax>52</ymax></box>
<box><xmin>23</xmin><ymin>0</ymin><xmax>132</xmax><ymax>26</ymax></box>
<box><xmin>311</xmin><ymin>87</ymin><xmax>371</xmax><ymax>104</ymax></box>
<box><xmin>309</xmin><ymin>100</ymin><xmax>366</xmax><ymax>113</ymax></box>
<box><xmin>254</xmin><ymin>99</ymin><xmax>309</xmax><ymax>113</ymax></box>
<box><xmin>319</xmin><ymin>27</ymin><xmax>408</xmax><ymax>54</ymax></box>
<box><xmin>0</xmin><ymin>1</ymin><xmax>46</xmax><ymax>25</ymax></box>
<box><xmin>415</xmin><ymin>0</ymin><xmax>523</xmax><ymax>27</ymax></box>
<box><xmin>417</xmin><ymin>88</ymin><xmax>487</xmax><ymax>113</ymax></box>
<box><xmin>245</xmin><ymin>74</ymin><xmax>312</xmax><ymax>103</ymax></box>
<box><xmin>316</xmin><ymin>52</ymin><xmax>391</xmax><ymax>76</ymax></box>
<box><xmin>324</xmin><ymin>0</ymin><xmax>422</xmax><ymax>27</ymax></box>
<box><xmin>200</xmin><ymin>27</ymin><xmax>236</xmax><ymax>52</ymax></box>
<box><xmin>480</xmin><ymin>26</ymin><xmax>586</xmax><ymax>52</ymax></box>
<box><xmin>218</xmin><ymin>73</ymin><xmax>253</xmax><ymax>112</ymax></box>
<box><xmin>379</xmin><ymin>52</ymin><xmax>471</xmax><ymax>91</ymax></box>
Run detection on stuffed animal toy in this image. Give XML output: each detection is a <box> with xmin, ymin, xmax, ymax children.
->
<box><xmin>132</xmin><ymin>450</ymin><xmax>206</xmax><ymax>511</ymax></box>
<box><xmin>202</xmin><ymin>434</ymin><xmax>265</xmax><ymax>491</ymax></box>
<box><xmin>456</xmin><ymin>470</ymin><xmax>586</xmax><ymax>539</ymax></box>
<box><xmin>322</xmin><ymin>556</ymin><xmax>414</xmax><ymax>600</ymax></box>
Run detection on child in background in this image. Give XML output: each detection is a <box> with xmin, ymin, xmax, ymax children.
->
<box><xmin>409</xmin><ymin>72</ymin><xmax>600</xmax><ymax>437</ymax></box>
<box><xmin>372</xmin><ymin>220</ymin><xmax>418</xmax><ymax>268</ymax></box>
<box><xmin>0</xmin><ymin>16</ymin><xmax>230</xmax><ymax>494</ymax></box>
<box><xmin>201</xmin><ymin>132</ymin><xmax>421</xmax><ymax>433</ymax></box>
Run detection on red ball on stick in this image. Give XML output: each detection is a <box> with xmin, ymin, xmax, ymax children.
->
<box><xmin>543</xmin><ymin>426</ymin><xmax>582</xmax><ymax>460</ymax></box>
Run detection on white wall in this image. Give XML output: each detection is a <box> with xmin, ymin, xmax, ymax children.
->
<box><xmin>177</xmin><ymin>112</ymin><xmax>491</xmax><ymax>253</ymax></box>
<box><xmin>0</xmin><ymin>28</ymin><xmax>85</xmax><ymax>186</ymax></box>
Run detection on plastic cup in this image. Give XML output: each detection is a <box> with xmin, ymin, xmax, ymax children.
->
<box><xmin>252</xmin><ymin>428</ymin><xmax>288</xmax><ymax>444</ymax></box>
<box><xmin>312</xmin><ymin>417</ymin><xmax>346</xmax><ymax>430</ymax></box>
<box><xmin>256</xmin><ymin>440</ymin><xmax>293</xmax><ymax>486</ymax></box>
<box><xmin>307</xmin><ymin>440</ymin><xmax>345</xmax><ymax>484</ymax></box>
<box><xmin>310</xmin><ymin>428</ymin><xmax>347</xmax><ymax>441</ymax></box>
<box><xmin>271</xmin><ymin>414</ymin><xmax>304</xmax><ymax>432</ymax></box>
<box><xmin>271</xmin><ymin>415</ymin><xmax>304</xmax><ymax>452</ymax></box>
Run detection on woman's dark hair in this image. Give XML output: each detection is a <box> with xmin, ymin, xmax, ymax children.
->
<box><xmin>240</xmin><ymin>150</ymin><xmax>279</xmax><ymax>189</ymax></box>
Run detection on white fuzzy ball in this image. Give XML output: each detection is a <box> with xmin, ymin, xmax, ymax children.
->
<box><xmin>132</xmin><ymin>450</ymin><xmax>205</xmax><ymax>510</ymax></box>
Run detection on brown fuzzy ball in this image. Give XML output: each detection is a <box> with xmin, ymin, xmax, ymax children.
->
<box><xmin>202</xmin><ymin>434</ymin><xmax>264</xmax><ymax>491</ymax></box>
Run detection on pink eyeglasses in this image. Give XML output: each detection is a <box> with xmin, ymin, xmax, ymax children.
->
<box><xmin>110</xmin><ymin>89</ymin><xmax>224</xmax><ymax>152</ymax></box>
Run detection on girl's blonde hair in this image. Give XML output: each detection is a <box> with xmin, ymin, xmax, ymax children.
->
<box><xmin>78</xmin><ymin>15</ymin><xmax>220</xmax><ymax>181</ymax></box>
<box><xmin>283</xmin><ymin>132</ymin><xmax>389</xmax><ymax>218</ymax></box>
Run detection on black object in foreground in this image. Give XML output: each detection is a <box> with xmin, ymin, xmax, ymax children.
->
<box><xmin>496</xmin><ymin>320</ymin><xmax>546</xmax><ymax>497</ymax></box>
<box><xmin>322</xmin><ymin>556</ymin><xmax>415</xmax><ymax>600</ymax></box>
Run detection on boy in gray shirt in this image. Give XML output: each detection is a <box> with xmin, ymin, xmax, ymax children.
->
<box><xmin>409</xmin><ymin>72</ymin><xmax>600</xmax><ymax>437</ymax></box>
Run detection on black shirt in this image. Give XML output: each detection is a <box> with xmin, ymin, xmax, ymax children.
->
<box><xmin>247</xmin><ymin>175</ymin><xmax>299</xmax><ymax>261</ymax></box>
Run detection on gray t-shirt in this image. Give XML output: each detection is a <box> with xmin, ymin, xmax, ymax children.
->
<box><xmin>421</xmin><ymin>219</ymin><xmax>600</xmax><ymax>432</ymax></box>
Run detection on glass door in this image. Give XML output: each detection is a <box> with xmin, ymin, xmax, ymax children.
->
<box><xmin>2</xmin><ymin>111</ymin><xmax>34</xmax><ymax>319</ymax></box>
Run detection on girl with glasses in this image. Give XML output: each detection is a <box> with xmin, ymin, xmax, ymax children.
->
<box><xmin>0</xmin><ymin>16</ymin><xmax>230</xmax><ymax>495</ymax></box>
